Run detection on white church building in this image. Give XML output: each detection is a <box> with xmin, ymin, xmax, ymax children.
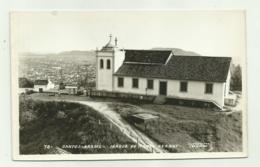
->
<box><xmin>95</xmin><ymin>35</ymin><xmax>232</xmax><ymax>109</ymax></box>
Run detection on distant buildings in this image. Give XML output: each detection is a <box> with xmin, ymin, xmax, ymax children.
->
<box><xmin>65</xmin><ymin>85</ymin><xmax>78</xmax><ymax>95</ymax></box>
<box><xmin>19</xmin><ymin>53</ymin><xmax>96</xmax><ymax>88</ymax></box>
<box><xmin>34</xmin><ymin>79</ymin><xmax>55</xmax><ymax>92</ymax></box>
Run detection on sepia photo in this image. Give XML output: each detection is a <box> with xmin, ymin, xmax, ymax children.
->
<box><xmin>11</xmin><ymin>11</ymin><xmax>247</xmax><ymax>160</ymax></box>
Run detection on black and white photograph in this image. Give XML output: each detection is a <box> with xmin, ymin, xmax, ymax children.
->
<box><xmin>11</xmin><ymin>11</ymin><xmax>247</xmax><ymax>160</ymax></box>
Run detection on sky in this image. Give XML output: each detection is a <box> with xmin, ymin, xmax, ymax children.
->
<box><xmin>11</xmin><ymin>11</ymin><xmax>246</xmax><ymax>64</ymax></box>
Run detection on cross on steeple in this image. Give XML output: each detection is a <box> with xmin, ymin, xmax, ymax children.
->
<box><xmin>109</xmin><ymin>34</ymin><xmax>112</xmax><ymax>41</ymax></box>
<box><xmin>101</xmin><ymin>34</ymin><xmax>116</xmax><ymax>51</ymax></box>
<box><xmin>115</xmin><ymin>37</ymin><xmax>118</xmax><ymax>46</ymax></box>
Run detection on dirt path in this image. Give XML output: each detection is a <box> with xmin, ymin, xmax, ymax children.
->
<box><xmin>73</xmin><ymin>101</ymin><xmax>167</xmax><ymax>153</ymax></box>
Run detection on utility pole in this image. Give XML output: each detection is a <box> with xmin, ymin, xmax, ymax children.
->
<box><xmin>83</xmin><ymin>65</ymin><xmax>89</xmax><ymax>89</ymax></box>
<box><xmin>59</xmin><ymin>68</ymin><xmax>63</xmax><ymax>82</ymax></box>
<box><xmin>59</xmin><ymin>68</ymin><xmax>65</xmax><ymax>90</ymax></box>
<box><xmin>77</xmin><ymin>65</ymin><xmax>80</xmax><ymax>89</ymax></box>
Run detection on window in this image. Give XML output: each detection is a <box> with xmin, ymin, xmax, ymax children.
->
<box><xmin>205</xmin><ymin>83</ymin><xmax>213</xmax><ymax>94</ymax></box>
<box><xmin>132</xmin><ymin>78</ymin><xmax>139</xmax><ymax>88</ymax></box>
<box><xmin>118</xmin><ymin>77</ymin><xmax>124</xmax><ymax>87</ymax></box>
<box><xmin>147</xmin><ymin>79</ymin><xmax>154</xmax><ymax>89</ymax></box>
<box><xmin>107</xmin><ymin>59</ymin><xmax>111</xmax><ymax>69</ymax></box>
<box><xmin>100</xmin><ymin>59</ymin><xmax>104</xmax><ymax>69</ymax></box>
<box><xmin>180</xmin><ymin>81</ymin><xmax>188</xmax><ymax>92</ymax></box>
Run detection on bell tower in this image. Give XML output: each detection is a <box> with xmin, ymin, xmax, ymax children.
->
<box><xmin>96</xmin><ymin>35</ymin><xmax>125</xmax><ymax>91</ymax></box>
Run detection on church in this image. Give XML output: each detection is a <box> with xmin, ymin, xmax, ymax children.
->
<box><xmin>95</xmin><ymin>35</ymin><xmax>232</xmax><ymax>109</ymax></box>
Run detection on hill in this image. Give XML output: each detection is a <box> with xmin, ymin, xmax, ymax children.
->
<box><xmin>20</xmin><ymin>50</ymin><xmax>96</xmax><ymax>64</ymax></box>
<box><xmin>152</xmin><ymin>47</ymin><xmax>201</xmax><ymax>56</ymax></box>
<box><xmin>19</xmin><ymin>96</ymin><xmax>147</xmax><ymax>154</ymax></box>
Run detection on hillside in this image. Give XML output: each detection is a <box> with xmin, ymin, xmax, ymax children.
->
<box><xmin>19</xmin><ymin>96</ymin><xmax>146</xmax><ymax>154</ymax></box>
<box><xmin>152</xmin><ymin>47</ymin><xmax>201</xmax><ymax>56</ymax></box>
<box><xmin>19</xmin><ymin>50</ymin><xmax>96</xmax><ymax>65</ymax></box>
<box><xmin>109</xmin><ymin>103</ymin><xmax>242</xmax><ymax>152</ymax></box>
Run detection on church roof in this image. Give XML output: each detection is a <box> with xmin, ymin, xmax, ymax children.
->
<box><xmin>103</xmin><ymin>41</ymin><xmax>115</xmax><ymax>48</ymax></box>
<box><xmin>115</xmin><ymin>50</ymin><xmax>231</xmax><ymax>82</ymax></box>
<box><xmin>123</xmin><ymin>49</ymin><xmax>172</xmax><ymax>64</ymax></box>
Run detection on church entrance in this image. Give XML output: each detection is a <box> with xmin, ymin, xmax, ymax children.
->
<box><xmin>159</xmin><ymin>81</ymin><xmax>167</xmax><ymax>95</ymax></box>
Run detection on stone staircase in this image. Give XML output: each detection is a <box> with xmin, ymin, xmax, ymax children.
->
<box><xmin>153</xmin><ymin>95</ymin><xmax>166</xmax><ymax>104</ymax></box>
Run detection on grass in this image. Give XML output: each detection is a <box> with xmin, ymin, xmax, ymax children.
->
<box><xmin>23</xmin><ymin>93</ymin><xmax>243</xmax><ymax>153</ymax></box>
<box><xmin>19</xmin><ymin>95</ymin><xmax>146</xmax><ymax>154</ymax></box>
<box><xmin>108</xmin><ymin>103</ymin><xmax>243</xmax><ymax>153</ymax></box>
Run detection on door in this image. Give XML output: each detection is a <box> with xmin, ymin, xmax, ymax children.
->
<box><xmin>159</xmin><ymin>81</ymin><xmax>167</xmax><ymax>95</ymax></box>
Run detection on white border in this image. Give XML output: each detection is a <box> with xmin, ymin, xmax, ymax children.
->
<box><xmin>10</xmin><ymin>10</ymin><xmax>248</xmax><ymax>161</ymax></box>
<box><xmin>2</xmin><ymin>1</ymin><xmax>260</xmax><ymax>167</ymax></box>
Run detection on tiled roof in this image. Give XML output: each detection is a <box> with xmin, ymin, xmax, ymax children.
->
<box><xmin>124</xmin><ymin>49</ymin><xmax>172</xmax><ymax>64</ymax></box>
<box><xmin>115</xmin><ymin>50</ymin><xmax>231</xmax><ymax>82</ymax></box>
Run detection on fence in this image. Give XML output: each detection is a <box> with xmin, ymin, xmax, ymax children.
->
<box><xmin>86</xmin><ymin>89</ymin><xmax>221</xmax><ymax>110</ymax></box>
<box><xmin>87</xmin><ymin>89</ymin><xmax>156</xmax><ymax>102</ymax></box>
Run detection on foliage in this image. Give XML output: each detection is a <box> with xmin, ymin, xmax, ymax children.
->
<box><xmin>230</xmin><ymin>64</ymin><xmax>242</xmax><ymax>91</ymax></box>
<box><xmin>19</xmin><ymin>77</ymin><xmax>34</xmax><ymax>88</ymax></box>
<box><xmin>59</xmin><ymin>82</ymin><xmax>66</xmax><ymax>90</ymax></box>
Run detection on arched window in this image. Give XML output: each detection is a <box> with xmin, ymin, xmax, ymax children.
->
<box><xmin>107</xmin><ymin>59</ymin><xmax>111</xmax><ymax>69</ymax></box>
<box><xmin>100</xmin><ymin>59</ymin><xmax>104</xmax><ymax>69</ymax></box>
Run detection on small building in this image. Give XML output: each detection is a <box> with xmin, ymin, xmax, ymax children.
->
<box><xmin>95</xmin><ymin>35</ymin><xmax>232</xmax><ymax>109</ymax></box>
<box><xmin>129</xmin><ymin>113</ymin><xmax>159</xmax><ymax>124</ymax></box>
<box><xmin>224</xmin><ymin>92</ymin><xmax>237</xmax><ymax>106</ymax></box>
<box><xmin>65</xmin><ymin>85</ymin><xmax>78</xmax><ymax>95</ymax></box>
<box><xmin>34</xmin><ymin>79</ymin><xmax>55</xmax><ymax>92</ymax></box>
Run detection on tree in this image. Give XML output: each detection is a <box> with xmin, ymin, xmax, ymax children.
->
<box><xmin>19</xmin><ymin>77</ymin><xmax>34</xmax><ymax>88</ymax></box>
<box><xmin>230</xmin><ymin>64</ymin><xmax>242</xmax><ymax>91</ymax></box>
<box><xmin>59</xmin><ymin>82</ymin><xmax>66</xmax><ymax>90</ymax></box>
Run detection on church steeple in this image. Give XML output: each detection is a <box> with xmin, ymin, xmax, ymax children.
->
<box><xmin>96</xmin><ymin>35</ymin><xmax>124</xmax><ymax>92</ymax></box>
<box><xmin>102</xmin><ymin>34</ymin><xmax>115</xmax><ymax>51</ymax></box>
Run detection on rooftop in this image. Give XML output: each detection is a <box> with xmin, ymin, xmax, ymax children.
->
<box><xmin>34</xmin><ymin>80</ymin><xmax>48</xmax><ymax>85</ymax></box>
<box><xmin>132</xmin><ymin>113</ymin><xmax>159</xmax><ymax>120</ymax></box>
<box><xmin>124</xmin><ymin>49</ymin><xmax>172</xmax><ymax>64</ymax></box>
<box><xmin>115</xmin><ymin>50</ymin><xmax>232</xmax><ymax>82</ymax></box>
<box><xmin>101</xmin><ymin>34</ymin><xmax>117</xmax><ymax>51</ymax></box>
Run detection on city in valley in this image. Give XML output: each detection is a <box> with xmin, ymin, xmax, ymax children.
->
<box><xmin>19</xmin><ymin>50</ymin><xmax>96</xmax><ymax>93</ymax></box>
